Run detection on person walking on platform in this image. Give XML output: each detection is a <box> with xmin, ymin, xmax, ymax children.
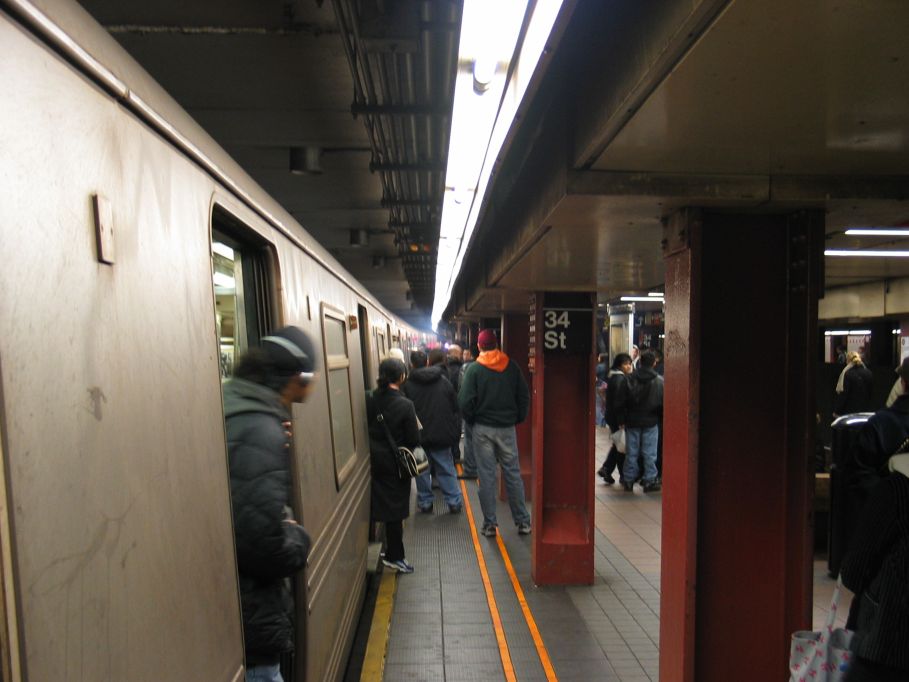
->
<box><xmin>404</xmin><ymin>349</ymin><xmax>464</xmax><ymax>514</ymax></box>
<box><xmin>367</xmin><ymin>358</ymin><xmax>420</xmax><ymax>574</ymax></box>
<box><xmin>841</xmin><ymin>450</ymin><xmax>909</xmax><ymax>681</ymax></box>
<box><xmin>598</xmin><ymin>353</ymin><xmax>633</xmax><ymax>485</ymax></box>
<box><xmin>621</xmin><ymin>349</ymin><xmax>664</xmax><ymax>493</ymax></box>
<box><xmin>458</xmin><ymin>346</ymin><xmax>479</xmax><ymax>480</ymax></box>
<box><xmin>446</xmin><ymin>344</ymin><xmax>464</xmax><ymax>463</ymax></box>
<box><xmin>223</xmin><ymin>327</ymin><xmax>316</xmax><ymax>682</ymax></box>
<box><xmin>834</xmin><ymin>350</ymin><xmax>874</xmax><ymax>418</ymax></box>
<box><xmin>458</xmin><ymin>329</ymin><xmax>531</xmax><ymax>537</ymax></box>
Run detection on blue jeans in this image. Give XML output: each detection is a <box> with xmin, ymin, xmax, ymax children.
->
<box><xmin>623</xmin><ymin>425</ymin><xmax>659</xmax><ymax>484</ymax></box>
<box><xmin>462</xmin><ymin>421</ymin><xmax>477</xmax><ymax>475</ymax></box>
<box><xmin>473</xmin><ymin>423</ymin><xmax>530</xmax><ymax>527</ymax></box>
<box><xmin>416</xmin><ymin>448</ymin><xmax>462</xmax><ymax>508</ymax></box>
<box><xmin>247</xmin><ymin>664</ymin><xmax>283</xmax><ymax>682</ymax></box>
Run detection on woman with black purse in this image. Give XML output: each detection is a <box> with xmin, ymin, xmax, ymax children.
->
<box><xmin>367</xmin><ymin>358</ymin><xmax>420</xmax><ymax>573</ymax></box>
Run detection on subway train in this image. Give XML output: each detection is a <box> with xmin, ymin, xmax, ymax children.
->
<box><xmin>0</xmin><ymin>2</ymin><xmax>433</xmax><ymax>680</ymax></box>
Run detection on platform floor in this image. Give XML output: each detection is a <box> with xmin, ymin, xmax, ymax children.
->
<box><xmin>376</xmin><ymin>430</ymin><xmax>847</xmax><ymax>681</ymax></box>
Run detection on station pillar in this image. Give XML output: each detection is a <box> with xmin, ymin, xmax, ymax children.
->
<box><xmin>502</xmin><ymin>313</ymin><xmax>533</xmax><ymax>500</ymax></box>
<box><xmin>529</xmin><ymin>292</ymin><xmax>596</xmax><ymax>585</ymax></box>
<box><xmin>660</xmin><ymin>209</ymin><xmax>822</xmax><ymax>681</ymax></box>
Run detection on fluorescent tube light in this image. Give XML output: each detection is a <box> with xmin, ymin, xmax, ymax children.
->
<box><xmin>647</xmin><ymin>292</ymin><xmax>663</xmax><ymax>297</ymax></box>
<box><xmin>621</xmin><ymin>296</ymin><xmax>664</xmax><ymax>302</ymax></box>
<box><xmin>212</xmin><ymin>242</ymin><xmax>234</xmax><ymax>260</ymax></box>
<box><xmin>825</xmin><ymin>250</ymin><xmax>909</xmax><ymax>257</ymax></box>
<box><xmin>213</xmin><ymin>272</ymin><xmax>235</xmax><ymax>289</ymax></box>
<box><xmin>844</xmin><ymin>229</ymin><xmax>909</xmax><ymax>236</ymax></box>
<box><xmin>824</xmin><ymin>329</ymin><xmax>871</xmax><ymax>336</ymax></box>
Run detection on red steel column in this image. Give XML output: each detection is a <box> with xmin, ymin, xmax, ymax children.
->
<box><xmin>530</xmin><ymin>292</ymin><xmax>596</xmax><ymax>585</ymax></box>
<box><xmin>660</xmin><ymin>209</ymin><xmax>821</xmax><ymax>681</ymax></box>
<box><xmin>503</xmin><ymin>313</ymin><xmax>533</xmax><ymax>500</ymax></box>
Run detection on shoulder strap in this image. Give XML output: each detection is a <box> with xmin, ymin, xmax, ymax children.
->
<box><xmin>376</xmin><ymin>410</ymin><xmax>400</xmax><ymax>453</ymax></box>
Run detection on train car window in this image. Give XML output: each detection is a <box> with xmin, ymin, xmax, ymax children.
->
<box><xmin>321</xmin><ymin>305</ymin><xmax>357</xmax><ymax>487</ymax></box>
<box><xmin>211</xmin><ymin>207</ymin><xmax>277</xmax><ymax>378</ymax></box>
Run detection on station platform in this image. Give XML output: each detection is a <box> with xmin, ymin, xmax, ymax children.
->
<box><xmin>364</xmin><ymin>431</ymin><xmax>847</xmax><ymax>681</ymax></box>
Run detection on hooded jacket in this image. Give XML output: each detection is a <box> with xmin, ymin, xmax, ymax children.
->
<box><xmin>621</xmin><ymin>366</ymin><xmax>664</xmax><ymax>429</ymax></box>
<box><xmin>458</xmin><ymin>350</ymin><xmax>530</xmax><ymax>427</ymax></box>
<box><xmin>223</xmin><ymin>378</ymin><xmax>311</xmax><ymax>664</ymax></box>
<box><xmin>842</xmin><ymin>455</ymin><xmax>909</xmax><ymax>672</ymax></box>
<box><xmin>402</xmin><ymin>365</ymin><xmax>461</xmax><ymax>450</ymax></box>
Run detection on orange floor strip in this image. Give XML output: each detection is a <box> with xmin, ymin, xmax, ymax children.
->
<box><xmin>457</xmin><ymin>466</ymin><xmax>517</xmax><ymax>682</ymax></box>
<box><xmin>494</xmin><ymin>533</ymin><xmax>559</xmax><ymax>681</ymax></box>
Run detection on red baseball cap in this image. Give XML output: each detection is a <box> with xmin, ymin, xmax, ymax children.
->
<box><xmin>477</xmin><ymin>328</ymin><xmax>498</xmax><ymax>350</ymax></box>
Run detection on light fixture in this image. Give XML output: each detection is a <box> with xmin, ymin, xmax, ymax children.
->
<box><xmin>349</xmin><ymin>229</ymin><xmax>369</xmax><ymax>248</ymax></box>
<box><xmin>289</xmin><ymin>146</ymin><xmax>323</xmax><ymax>175</ymax></box>
<box><xmin>647</xmin><ymin>292</ymin><xmax>663</xmax><ymax>297</ymax></box>
<box><xmin>824</xmin><ymin>329</ymin><xmax>872</xmax><ymax>336</ymax></box>
<box><xmin>845</xmin><ymin>228</ymin><xmax>909</xmax><ymax>236</ymax></box>
<box><xmin>621</xmin><ymin>296</ymin><xmax>664</xmax><ymax>302</ymax></box>
<box><xmin>473</xmin><ymin>57</ymin><xmax>495</xmax><ymax>93</ymax></box>
<box><xmin>212</xmin><ymin>242</ymin><xmax>235</xmax><ymax>260</ymax></box>
<box><xmin>825</xmin><ymin>250</ymin><xmax>909</xmax><ymax>257</ymax></box>
<box><xmin>893</xmin><ymin>329</ymin><xmax>902</xmax><ymax>335</ymax></box>
<box><xmin>213</xmin><ymin>272</ymin><xmax>235</xmax><ymax>289</ymax></box>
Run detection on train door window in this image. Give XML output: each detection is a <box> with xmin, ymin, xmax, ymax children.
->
<box><xmin>211</xmin><ymin>207</ymin><xmax>276</xmax><ymax>377</ymax></box>
<box><xmin>321</xmin><ymin>305</ymin><xmax>357</xmax><ymax>486</ymax></box>
<box><xmin>357</xmin><ymin>305</ymin><xmax>372</xmax><ymax>389</ymax></box>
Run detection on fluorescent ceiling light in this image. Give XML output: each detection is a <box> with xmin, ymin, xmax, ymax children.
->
<box><xmin>647</xmin><ymin>292</ymin><xmax>664</xmax><ymax>297</ymax></box>
<box><xmin>824</xmin><ymin>329</ymin><xmax>871</xmax><ymax>336</ymax></box>
<box><xmin>212</xmin><ymin>242</ymin><xmax>234</xmax><ymax>260</ymax></box>
<box><xmin>825</xmin><ymin>249</ymin><xmax>909</xmax><ymax>257</ymax></box>
<box><xmin>213</xmin><ymin>272</ymin><xmax>235</xmax><ymax>289</ymax></box>
<box><xmin>621</xmin><ymin>296</ymin><xmax>664</xmax><ymax>302</ymax></box>
<box><xmin>431</xmin><ymin>0</ymin><xmax>565</xmax><ymax>329</ymax></box>
<box><xmin>845</xmin><ymin>228</ymin><xmax>909</xmax><ymax>236</ymax></box>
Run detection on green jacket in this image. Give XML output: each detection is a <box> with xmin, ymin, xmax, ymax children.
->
<box><xmin>458</xmin><ymin>352</ymin><xmax>530</xmax><ymax>427</ymax></box>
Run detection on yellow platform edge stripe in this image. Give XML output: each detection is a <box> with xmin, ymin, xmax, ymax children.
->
<box><xmin>359</xmin><ymin>570</ymin><xmax>397</xmax><ymax>682</ymax></box>
<box><xmin>458</xmin><ymin>463</ymin><xmax>517</xmax><ymax>682</ymax></box>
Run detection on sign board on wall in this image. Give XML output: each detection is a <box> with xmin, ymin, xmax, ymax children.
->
<box><xmin>541</xmin><ymin>292</ymin><xmax>593</xmax><ymax>355</ymax></box>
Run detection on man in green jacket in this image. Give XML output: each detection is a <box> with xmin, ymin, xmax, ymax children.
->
<box><xmin>458</xmin><ymin>329</ymin><xmax>531</xmax><ymax>538</ymax></box>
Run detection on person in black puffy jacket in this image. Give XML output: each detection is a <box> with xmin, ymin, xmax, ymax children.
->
<box><xmin>224</xmin><ymin>327</ymin><xmax>316</xmax><ymax>682</ymax></box>
<box><xmin>404</xmin><ymin>349</ymin><xmax>463</xmax><ymax>514</ymax></box>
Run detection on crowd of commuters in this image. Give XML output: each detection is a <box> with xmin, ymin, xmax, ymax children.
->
<box><xmin>222</xmin><ymin>325</ymin><xmax>906</xmax><ymax>681</ymax></box>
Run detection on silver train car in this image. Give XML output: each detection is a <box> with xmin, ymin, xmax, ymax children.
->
<box><xmin>0</xmin><ymin>1</ymin><xmax>432</xmax><ymax>679</ymax></box>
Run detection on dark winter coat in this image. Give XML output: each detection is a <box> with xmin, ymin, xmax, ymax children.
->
<box><xmin>621</xmin><ymin>366</ymin><xmax>664</xmax><ymax>429</ymax></box>
<box><xmin>367</xmin><ymin>387</ymin><xmax>419</xmax><ymax>521</ymax></box>
<box><xmin>223</xmin><ymin>378</ymin><xmax>311</xmax><ymax>664</ymax></box>
<box><xmin>605</xmin><ymin>369</ymin><xmax>627</xmax><ymax>432</ymax></box>
<box><xmin>835</xmin><ymin>364</ymin><xmax>874</xmax><ymax>416</ymax></box>
<box><xmin>458</xmin><ymin>351</ymin><xmax>530</xmax><ymax>427</ymax></box>
<box><xmin>848</xmin><ymin>394</ymin><xmax>909</xmax><ymax>506</ymax></box>
<box><xmin>402</xmin><ymin>365</ymin><xmax>461</xmax><ymax>451</ymax></box>
<box><xmin>842</xmin><ymin>471</ymin><xmax>909</xmax><ymax>672</ymax></box>
<box><xmin>447</xmin><ymin>359</ymin><xmax>464</xmax><ymax>394</ymax></box>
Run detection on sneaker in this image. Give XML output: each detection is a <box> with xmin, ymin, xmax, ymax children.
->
<box><xmin>417</xmin><ymin>504</ymin><xmax>433</xmax><ymax>514</ymax></box>
<box><xmin>600</xmin><ymin>474</ymin><xmax>615</xmax><ymax>485</ymax></box>
<box><xmin>517</xmin><ymin>522</ymin><xmax>532</xmax><ymax>535</ymax></box>
<box><xmin>481</xmin><ymin>524</ymin><xmax>497</xmax><ymax>537</ymax></box>
<box><xmin>382</xmin><ymin>558</ymin><xmax>414</xmax><ymax>574</ymax></box>
<box><xmin>448</xmin><ymin>503</ymin><xmax>463</xmax><ymax>514</ymax></box>
<box><xmin>642</xmin><ymin>481</ymin><xmax>662</xmax><ymax>493</ymax></box>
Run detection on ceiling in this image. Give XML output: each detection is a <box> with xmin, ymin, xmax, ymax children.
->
<box><xmin>77</xmin><ymin>0</ymin><xmax>461</xmax><ymax>328</ymax></box>
<box><xmin>453</xmin><ymin>0</ymin><xmax>909</xmax><ymax>319</ymax></box>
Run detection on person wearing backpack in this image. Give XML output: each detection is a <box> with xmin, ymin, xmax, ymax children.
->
<box><xmin>620</xmin><ymin>349</ymin><xmax>663</xmax><ymax>493</ymax></box>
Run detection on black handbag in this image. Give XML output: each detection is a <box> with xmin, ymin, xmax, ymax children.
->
<box><xmin>376</xmin><ymin>411</ymin><xmax>429</xmax><ymax>479</ymax></box>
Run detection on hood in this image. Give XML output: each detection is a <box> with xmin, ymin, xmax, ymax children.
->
<box><xmin>890</xmin><ymin>453</ymin><xmax>909</xmax><ymax>478</ymax></box>
<box><xmin>222</xmin><ymin>378</ymin><xmax>289</xmax><ymax>420</ymax></box>
<box><xmin>477</xmin><ymin>349</ymin><xmax>510</xmax><ymax>372</ymax></box>
<box><xmin>633</xmin><ymin>367</ymin><xmax>659</xmax><ymax>383</ymax></box>
<box><xmin>408</xmin><ymin>365</ymin><xmax>445</xmax><ymax>385</ymax></box>
<box><xmin>608</xmin><ymin>369</ymin><xmax>626</xmax><ymax>378</ymax></box>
